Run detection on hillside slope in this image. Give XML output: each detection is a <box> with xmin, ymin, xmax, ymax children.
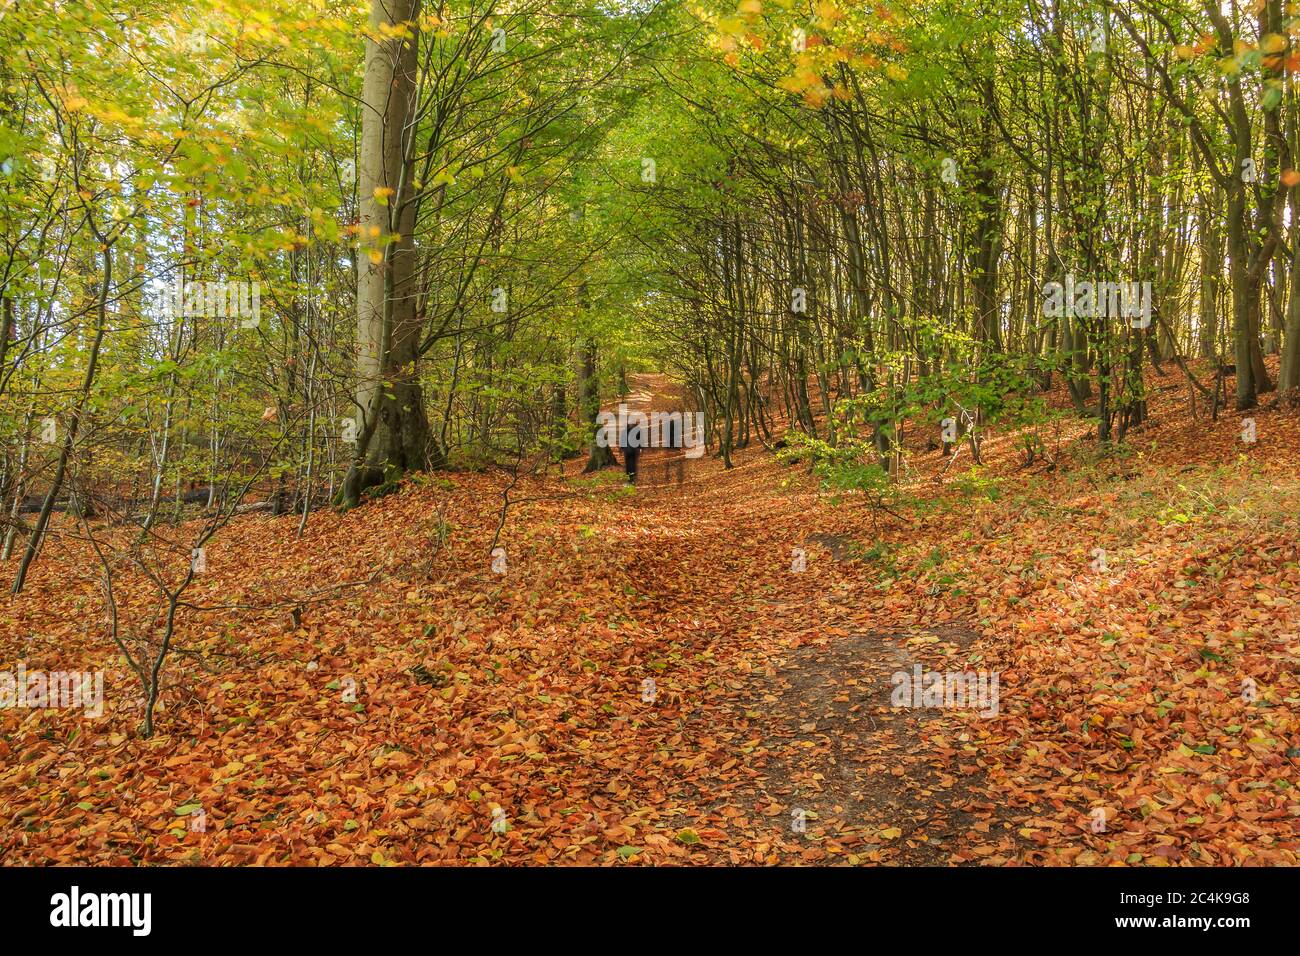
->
<box><xmin>1</xmin><ymin>366</ymin><xmax>1297</xmax><ymax>865</ymax></box>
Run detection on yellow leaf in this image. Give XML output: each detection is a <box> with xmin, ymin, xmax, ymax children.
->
<box><xmin>803</xmin><ymin>86</ymin><xmax>831</xmax><ymax>108</ymax></box>
<box><xmin>717</xmin><ymin>15</ymin><xmax>745</xmax><ymax>36</ymax></box>
<box><xmin>814</xmin><ymin>1</ymin><xmax>843</xmax><ymax>22</ymax></box>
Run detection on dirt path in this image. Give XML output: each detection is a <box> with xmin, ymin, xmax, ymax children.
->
<box><xmin>601</xmin><ymin>372</ymin><xmax>694</xmax><ymax>490</ymax></box>
<box><xmin>598</xmin><ymin>373</ymin><xmax>1020</xmax><ymax>864</ymax></box>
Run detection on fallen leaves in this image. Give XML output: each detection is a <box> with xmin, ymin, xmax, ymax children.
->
<box><xmin>1</xmin><ymin>370</ymin><xmax>1298</xmax><ymax>866</ymax></box>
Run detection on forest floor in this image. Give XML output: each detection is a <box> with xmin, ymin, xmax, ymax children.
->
<box><xmin>1</xmin><ymin>364</ymin><xmax>1298</xmax><ymax>865</ymax></box>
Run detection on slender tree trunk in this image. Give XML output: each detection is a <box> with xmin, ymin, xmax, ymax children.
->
<box><xmin>12</xmin><ymin>243</ymin><xmax>112</xmax><ymax>594</ymax></box>
<box><xmin>579</xmin><ymin>338</ymin><xmax>612</xmax><ymax>471</ymax></box>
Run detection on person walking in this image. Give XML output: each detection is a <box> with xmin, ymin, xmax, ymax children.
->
<box><xmin>620</xmin><ymin>413</ymin><xmax>644</xmax><ymax>483</ymax></box>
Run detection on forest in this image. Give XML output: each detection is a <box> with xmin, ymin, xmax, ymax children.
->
<box><xmin>0</xmin><ymin>0</ymin><xmax>1296</xmax><ymax>871</ymax></box>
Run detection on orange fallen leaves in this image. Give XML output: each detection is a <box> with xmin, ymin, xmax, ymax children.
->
<box><xmin>1</xmin><ymin>366</ymin><xmax>1297</xmax><ymax>866</ymax></box>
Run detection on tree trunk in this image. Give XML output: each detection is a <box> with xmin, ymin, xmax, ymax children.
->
<box><xmin>1280</xmin><ymin>212</ymin><xmax>1300</xmax><ymax>396</ymax></box>
<box><xmin>579</xmin><ymin>339</ymin><xmax>613</xmax><ymax>471</ymax></box>
<box><xmin>340</xmin><ymin>0</ymin><xmax>431</xmax><ymax>508</ymax></box>
<box><xmin>12</xmin><ymin>243</ymin><xmax>112</xmax><ymax>594</ymax></box>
